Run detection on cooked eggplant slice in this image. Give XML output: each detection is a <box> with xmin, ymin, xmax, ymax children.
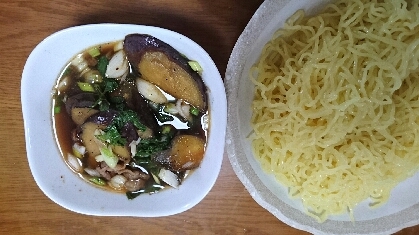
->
<box><xmin>65</xmin><ymin>92</ymin><xmax>96</xmax><ymax>114</ymax></box>
<box><xmin>71</xmin><ymin>107</ymin><xmax>99</xmax><ymax>125</ymax></box>
<box><xmin>80</xmin><ymin>122</ymin><xmax>104</xmax><ymax>156</ymax></box>
<box><xmin>123</xmin><ymin>34</ymin><xmax>207</xmax><ymax>111</ymax></box>
<box><xmin>65</xmin><ymin>93</ymin><xmax>99</xmax><ymax>125</ymax></box>
<box><xmin>153</xmin><ymin>134</ymin><xmax>205</xmax><ymax>172</ymax></box>
<box><xmin>86</xmin><ymin>109</ymin><xmax>119</xmax><ymax>126</ymax></box>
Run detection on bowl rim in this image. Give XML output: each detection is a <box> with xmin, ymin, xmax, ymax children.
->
<box><xmin>21</xmin><ymin>23</ymin><xmax>227</xmax><ymax>217</ymax></box>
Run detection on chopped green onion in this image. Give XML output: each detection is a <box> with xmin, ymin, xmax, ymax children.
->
<box><xmin>188</xmin><ymin>61</ymin><xmax>203</xmax><ymax>73</ymax></box>
<box><xmin>190</xmin><ymin>106</ymin><xmax>199</xmax><ymax>116</ymax></box>
<box><xmin>163</xmin><ymin>103</ymin><xmax>178</xmax><ymax>114</ymax></box>
<box><xmin>88</xmin><ymin>47</ymin><xmax>101</xmax><ymax>57</ymax></box>
<box><xmin>150</xmin><ymin>102</ymin><xmax>174</xmax><ymax>122</ymax></box>
<box><xmin>97</xmin><ymin>146</ymin><xmax>118</xmax><ymax>169</ymax></box>
<box><xmin>54</xmin><ymin>105</ymin><xmax>61</xmax><ymax>114</ymax></box>
<box><xmin>89</xmin><ymin>177</ymin><xmax>107</xmax><ymax>186</ymax></box>
<box><xmin>72</xmin><ymin>143</ymin><xmax>86</xmax><ymax>158</ymax></box>
<box><xmin>161</xmin><ymin>125</ymin><xmax>171</xmax><ymax>134</ymax></box>
<box><xmin>151</xmin><ymin>173</ymin><xmax>161</xmax><ymax>185</ymax></box>
<box><xmin>161</xmin><ymin>124</ymin><xmax>176</xmax><ymax>135</ymax></box>
<box><xmin>77</xmin><ymin>82</ymin><xmax>95</xmax><ymax>92</ymax></box>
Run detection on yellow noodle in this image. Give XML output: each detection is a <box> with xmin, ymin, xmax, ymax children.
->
<box><xmin>250</xmin><ymin>0</ymin><xmax>419</xmax><ymax>222</ymax></box>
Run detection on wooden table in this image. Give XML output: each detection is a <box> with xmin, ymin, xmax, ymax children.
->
<box><xmin>1</xmin><ymin>0</ymin><xmax>419</xmax><ymax>234</ymax></box>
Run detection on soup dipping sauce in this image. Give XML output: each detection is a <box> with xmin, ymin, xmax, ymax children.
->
<box><xmin>22</xmin><ymin>24</ymin><xmax>226</xmax><ymax>217</ymax></box>
<box><xmin>52</xmin><ymin>34</ymin><xmax>209</xmax><ymax>199</ymax></box>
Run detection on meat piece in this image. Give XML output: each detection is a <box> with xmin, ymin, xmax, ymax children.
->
<box><xmin>119</xmin><ymin>169</ymin><xmax>150</xmax><ymax>181</ymax></box>
<box><xmin>96</xmin><ymin>160</ymin><xmax>149</xmax><ymax>183</ymax></box>
<box><xmin>124</xmin><ymin>179</ymin><xmax>146</xmax><ymax>192</ymax></box>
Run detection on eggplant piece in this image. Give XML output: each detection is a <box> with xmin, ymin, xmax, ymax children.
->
<box><xmin>86</xmin><ymin>109</ymin><xmax>119</xmax><ymax>126</ymax></box>
<box><xmin>123</xmin><ymin>34</ymin><xmax>207</xmax><ymax>111</ymax></box>
<box><xmin>120</xmin><ymin>122</ymin><xmax>139</xmax><ymax>144</ymax></box>
<box><xmin>127</xmin><ymin>90</ymin><xmax>159</xmax><ymax>133</ymax></box>
<box><xmin>65</xmin><ymin>93</ymin><xmax>96</xmax><ymax>115</ymax></box>
<box><xmin>110</xmin><ymin>81</ymin><xmax>159</xmax><ymax>133</ymax></box>
<box><xmin>153</xmin><ymin>134</ymin><xmax>205</xmax><ymax>172</ymax></box>
<box><xmin>80</xmin><ymin>122</ymin><xmax>105</xmax><ymax>158</ymax></box>
<box><xmin>112</xmin><ymin>145</ymin><xmax>131</xmax><ymax>160</ymax></box>
<box><xmin>65</xmin><ymin>93</ymin><xmax>99</xmax><ymax>125</ymax></box>
<box><xmin>71</xmin><ymin>108</ymin><xmax>99</xmax><ymax>125</ymax></box>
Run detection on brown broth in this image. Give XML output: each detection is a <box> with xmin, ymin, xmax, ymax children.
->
<box><xmin>52</xmin><ymin>101</ymin><xmax>76</xmax><ymax>159</ymax></box>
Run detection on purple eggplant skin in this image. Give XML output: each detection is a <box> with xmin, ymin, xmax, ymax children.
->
<box><xmin>120</xmin><ymin>122</ymin><xmax>139</xmax><ymax>144</ymax></box>
<box><xmin>65</xmin><ymin>92</ymin><xmax>97</xmax><ymax>115</ymax></box>
<box><xmin>125</xmin><ymin>88</ymin><xmax>159</xmax><ymax>133</ymax></box>
<box><xmin>86</xmin><ymin>109</ymin><xmax>119</xmax><ymax>126</ymax></box>
<box><xmin>123</xmin><ymin>34</ymin><xmax>207</xmax><ymax>111</ymax></box>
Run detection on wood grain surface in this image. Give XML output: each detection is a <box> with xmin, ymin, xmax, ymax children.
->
<box><xmin>1</xmin><ymin>0</ymin><xmax>418</xmax><ymax>234</ymax></box>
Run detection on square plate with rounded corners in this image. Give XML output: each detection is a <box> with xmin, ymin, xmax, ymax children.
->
<box><xmin>22</xmin><ymin>24</ymin><xmax>227</xmax><ymax>217</ymax></box>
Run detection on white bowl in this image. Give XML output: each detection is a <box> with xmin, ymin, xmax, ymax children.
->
<box><xmin>21</xmin><ymin>24</ymin><xmax>226</xmax><ymax>217</ymax></box>
<box><xmin>225</xmin><ymin>0</ymin><xmax>419</xmax><ymax>234</ymax></box>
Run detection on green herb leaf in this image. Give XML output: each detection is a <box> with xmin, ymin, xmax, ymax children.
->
<box><xmin>97</xmin><ymin>56</ymin><xmax>109</xmax><ymax>78</ymax></box>
<box><xmin>134</xmin><ymin>127</ymin><xmax>175</xmax><ymax>159</ymax></box>
<box><xmin>96</xmin><ymin>110</ymin><xmax>147</xmax><ymax>146</ymax></box>
<box><xmin>150</xmin><ymin>102</ymin><xmax>174</xmax><ymax>122</ymax></box>
<box><xmin>96</xmin><ymin>125</ymin><xmax>126</xmax><ymax>146</ymax></box>
<box><xmin>135</xmin><ymin>137</ymin><xmax>170</xmax><ymax>158</ymax></box>
<box><xmin>98</xmin><ymin>100</ymin><xmax>110</xmax><ymax>111</ymax></box>
<box><xmin>115</xmin><ymin>110</ymin><xmax>146</xmax><ymax>132</ymax></box>
<box><xmin>103</xmin><ymin>77</ymin><xmax>119</xmax><ymax>93</ymax></box>
<box><xmin>98</xmin><ymin>146</ymin><xmax>118</xmax><ymax>168</ymax></box>
<box><xmin>126</xmin><ymin>184</ymin><xmax>164</xmax><ymax>199</ymax></box>
<box><xmin>156</xmin><ymin>112</ymin><xmax>174</xmax><ymax>122</ymax></box>
<box><xmin>90</xmin><ymin>77</ymin><xmax>119</xmax><ymax>111</ymax></box>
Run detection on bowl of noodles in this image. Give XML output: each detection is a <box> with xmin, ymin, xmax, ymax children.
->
<box><xmin>226</xmin><ymin>0</ymin><xmax>419</xmax><ymax>234</ymax></box>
